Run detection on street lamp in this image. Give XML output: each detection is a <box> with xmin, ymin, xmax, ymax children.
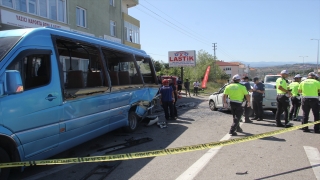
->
<box><xmin>299</xmin><ymin>56</ymin><xmax>308</xmax><ymax>76</ymax></box>
<box><xmin>311</xmin><ymin>39</ymin><xmax>319</xmax><ymax>73</ymax></box>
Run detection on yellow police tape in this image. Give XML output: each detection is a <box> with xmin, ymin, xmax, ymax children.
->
<box><xmin>0</xmin><ymin>121</ymin><xmax>320</xmax><ymax>169</ymax></box>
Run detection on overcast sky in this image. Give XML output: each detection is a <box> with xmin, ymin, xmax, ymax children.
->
<box><xmin>130</xmin><ymin>0</ymin><xmax>320</xmax><ymax>64</ymax></box>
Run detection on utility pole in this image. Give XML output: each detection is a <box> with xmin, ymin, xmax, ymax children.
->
<box><xmin>213</xmin><ymin>43</ymin><xmax>217</xmax><ymax>82</ymax></box>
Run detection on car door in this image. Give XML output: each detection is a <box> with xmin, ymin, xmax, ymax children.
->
<box><xmin>1</xmin><ymin>48</ymin><xmax>62</xmax><ymax>159</ymax></box>
<box><xmin>216</xmin><ymin>85</ymin><xmax>227</xmax><ymax>107</ymax></box>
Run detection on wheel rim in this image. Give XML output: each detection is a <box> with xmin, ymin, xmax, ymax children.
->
<box><xmin>129</xmin><ymin>114</ymin><xmax>137</xmax><ymax>129</ymax></box>
<box><xmin>209</xmin><ymin>101</ymin><xmax>215</xmax><ymax>110</ymax></box>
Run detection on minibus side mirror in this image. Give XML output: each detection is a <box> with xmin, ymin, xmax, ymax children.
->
<box><xmin>4</xmin><ymin>70</ymin><xmax>24</xmax><ymax>95</ymax></box>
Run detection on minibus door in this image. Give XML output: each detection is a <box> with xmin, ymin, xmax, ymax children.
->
<box><xmin>2</xmin><ymin>48</ymin><xmax>62</xmax><ymax>159</ymax></box>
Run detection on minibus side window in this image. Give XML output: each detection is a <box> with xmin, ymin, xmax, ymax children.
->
<box><xmin>101</xmin><ymin>48</ymin><xmax>143</xmax><ymax>85</ymax></box>
<box><xmin>54</xmin><ymin>38</ymin><xmax>109</xmax><ymax>100</ymax></box>
<box><xmin>7</xmin><ymin>53</ymin><xmax>51</xmax><ymax>90</ymax></box>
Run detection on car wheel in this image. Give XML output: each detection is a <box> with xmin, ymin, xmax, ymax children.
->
<box><xmin>0</xmin><ymin>147</ymin><xmax>10</xmax><ymax>180</ymax></box>
<box><xmin>209</xmin><ymin>100</ymin><xmax>217</xmax><ymax>111</ymax></box>
<box><xmin>123</xmin><ymin>111</ymin><xmax>139</xmax><ymax>132</ymax></box>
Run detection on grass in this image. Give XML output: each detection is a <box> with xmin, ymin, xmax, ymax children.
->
<box><xmin>188</xmin><ymin>81</ymin><xmax>226</xmax><ymax>96</ymax></box>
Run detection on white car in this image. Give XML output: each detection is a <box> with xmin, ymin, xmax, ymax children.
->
<box><xmin>209</xmin><ymin>83</ymin><xmax>277</xmax><ymax>114</ymax></box>
<box><xmin>208</xmin><ymin>84</ymin><xmax>230</xmax><ymax>111</ymax></box>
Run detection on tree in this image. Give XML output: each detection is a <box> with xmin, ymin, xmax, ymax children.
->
<box><xmin>153</xmin><ymin>60</ymin><xmax>162</xmax><ymax>72</ymax></box>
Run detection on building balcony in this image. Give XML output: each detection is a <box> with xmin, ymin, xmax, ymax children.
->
<box><xmin>122</xmin><ymin>0</ymin><xmax>139</xmax><ymax>8</ymax></box>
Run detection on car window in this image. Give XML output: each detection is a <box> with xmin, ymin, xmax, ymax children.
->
<box><xmin>264</xmin><ymin>83</ymin><xmax>275</xmax><ymax>89</ymax></box>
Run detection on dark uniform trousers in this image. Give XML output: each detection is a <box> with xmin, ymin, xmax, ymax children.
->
<box><xmin>252</xmin><ymin>96</ymin><xmax>263</xmax><ymax>119</ymax></box>
<box><xmin>301</xmin><ymin>98</ymin><xmax>319</xmax><ymax>131</ymax></box>
<box><xmin>173</xmin><ymin>97</ymin><xmax>178</xmax><ymax>117</ymax></box>
<box><xmin>275</xmin><ymin>95</ymin><xmax>290</xmax><ymax>125</ymax></box>
<box><xmin>243</xmin><ymin>101</ymin><xmax>251</xmax><ymax>121</ymax></box>
<box><xmin>289</xmin><ymin>96</ymin><xmax>301</xmax><ymax>120</ymax></box>
<box><xmin>230</xmin><ymin>102</ymin><xmax>243</xmax><ymax>133</ymax></box>
<box><xmin>162</xmin><ymin>101</ymin><xmax>174</xmax><ymax>120</ymax></box>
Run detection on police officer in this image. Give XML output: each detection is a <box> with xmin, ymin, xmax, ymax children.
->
<box><xmin>240</xmin><ymin>76</ymin><xmax>253</xmax><ymax>123</ymax></box>
<box><xmin>298</xmin><ymin>72</ymin><xmax>320</xmax><ymax>133</ymax></box>
<box><xmin>289</xmin><ymin>74</ymin><xmax>302</xmax><ymax>121</ymax></box>
<box><xmin>275</xmin><ymin>70</ymin><xmax>292</xmax><ymax>128</ymax></box>
<box><xmin>223</xmin><ymin>74</ymin><xmax>251</xmax><ymax>136</ymax></box>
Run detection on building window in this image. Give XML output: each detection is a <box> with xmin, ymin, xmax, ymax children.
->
<box><xmin>76</xmin><ymin>7</ymin><xmax>87</xmax><ymax>28</ymax></box>
<box><xmin>2</xmin><ymin>0</ymin><xmax>13</xmax><ymax>8</ymax></box>
<box><xmin>28</xmin><ymin>0</ymin><xmax>37</xmax><ymax>14</ymax></box>
<box><xmin>124</xmin><ymin>21</ymin><xmax>140</xmax><ymax>44</ymax></box>
<box><xmin>1</xmin><ymin>0</ymin><xmax>66</xmax><ymax>23</ymax></box>
<box><xmin>39</xmin><ymin>0</ymin><xmax>47</xmax><ymax>17</ymax></box>
<box><xmin>16</xmin><ymin>0</ymin><xmax>27</xmax><ymax>12</ymax></box>
<box><xmin>110</xmin><ymin>20</ymin><xmax>116</xmax><ymax>37</ymax></box>
<box><xmin>109</xmin><ymin>0</ymin><xmax>114</xmax><ymax>6</ymax></box>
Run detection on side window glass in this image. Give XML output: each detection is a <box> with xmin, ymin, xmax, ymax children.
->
<box><xmin>7</xmin><ymin>54</ymin><xmax>51</xmax><ymax>90</ymax></box>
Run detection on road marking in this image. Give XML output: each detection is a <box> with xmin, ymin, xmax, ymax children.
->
<box><xmin>176</xmin><ymin>123</ymin><xmax>243</xmax><ymax>180</ymax></box>
<box><xmin>304</xmin><ymin>146</ymin><xmax>320</xmax><ymax>180</ymax></box>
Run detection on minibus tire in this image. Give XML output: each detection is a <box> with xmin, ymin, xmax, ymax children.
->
<box><xmin>124</xmin><ymin>111</ymin><xmax>138</xmax><ymax>132</ymax></box>
<box><xmin>0</xmin><ymin>147</ymin><xmax>10</xmax><ymax>180</ymax></box>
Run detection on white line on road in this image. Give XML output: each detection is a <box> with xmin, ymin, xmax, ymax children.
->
<box><xmin>175</xmin><ymin>123</ymin><xmax>242</xmax><ymax>180</ymax></box>
<box><xmin>304</xmin><ymin>146</ymin><xmax>320</xmax><ymax>180</ymax></box>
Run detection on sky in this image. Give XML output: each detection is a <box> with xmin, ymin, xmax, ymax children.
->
<box><xmin>129</xmin><ymin>0</ymin><xmax>320</xmax><ymax>65</ymax></box>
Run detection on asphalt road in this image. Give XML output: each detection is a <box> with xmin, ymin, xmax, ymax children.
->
<box><xmin>9</xmin><ymin>94</ymin><xmax>320</xmax><ymax>180</ymax></box>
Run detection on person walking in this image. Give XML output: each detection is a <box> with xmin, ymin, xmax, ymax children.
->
<box><xmin>177</xmin><ymin>77</ymin><xmax>182</xmax><ymax>95</ymax></box>
<box><xmin>184</xmin><ymin>79</ymin><xmax>191</xmax><ymax>97</ymax></box>
<box><xmin>223</xmin><ymin>74</ymin><xmax>251</xmax><ymax>136</ymax></box>
<box><xmin>251</xmin><ymin>77</ymin><xmax>265</xmax><ymax>121</ymax></box>
<box><xmin>240</xmin><ymin>76</ymin><xmax>253</xmax><ymax>123</ymax></box>
<box><xmin>159</xmin><ymin>79</ymin><xmax>175</xmax><ymax>122</ymax></box>
<box><xmin>193</xmin><ymin>80</ymin><xmax>200</xmax><ymax>96</ymax></box>
<box><xmin>289</xmin><ymin>74</ymin><xmax>302</xmax><ymax>121</ymax></box>
<box><xmin>170</xmin><ymin>80</ymin><xmax>178</xmax><ymax>119</ymax></box>
<box><xmin>275</xmin><ymin>70</ymin><xmax>292</xmax><ymax>128</ymax></box>
<box><xmin>298</xmin><ymin>72</ymin><xmax>320</xmax><ymax>133</ymax></box>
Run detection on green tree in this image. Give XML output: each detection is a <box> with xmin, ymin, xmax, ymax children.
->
<box><xmin>153</xmin><ymin>60</ymin><xmax>162</xmax><ymax>72</ymax></box>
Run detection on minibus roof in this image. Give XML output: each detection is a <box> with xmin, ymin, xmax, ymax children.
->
<box><xmin>1</xmin><ymin>27</ymin><xmax>151</xmax><ymax>59</ymax></box>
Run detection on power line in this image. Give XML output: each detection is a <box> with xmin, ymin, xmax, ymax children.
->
<box><xmin>142</xmin><ymin>0</ymin><xmax>239</xmax><ymax>60</ymax></box>
<box><xmin>137</xmin><ymin>1</ymin><xmax>238</xmax><ymax>61</ymax></box>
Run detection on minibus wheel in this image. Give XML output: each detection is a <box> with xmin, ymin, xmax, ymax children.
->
<box><xmin>124</xmin><ymin>111</ymin><xmax>138</xmax><ymax>132</ymax></box>
<box><xmin>0</xmin><ymin>147</ymin><xmax>10</xmax><ymax>180</ymax></box>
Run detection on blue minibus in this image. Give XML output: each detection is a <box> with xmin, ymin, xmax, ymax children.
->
<box><xmin>0</xmin><ymin>27</ymin><xmax>159</xmax><ymax>179</ymax></box>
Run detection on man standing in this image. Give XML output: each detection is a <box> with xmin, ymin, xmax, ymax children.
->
<box><xmin>275</xmin><ymin>70</ymin><xmax>292</xmax><ymax>128</ymax></box>
<box><xmin>240</xmin><ymin>76</ymin><xmax>253</xmax><ymax>123</ymax></box>
<box><xmin>177</xmin><ymin>77</ymin><xmax>182</xmax><ymax>95</ymax></box>
<box><xmin>289</xmin><ymin>74</ymin><xmax>302</xmax><ymax>121</ymax></box>
<box><xmin>251</xmin><ymin>77</ymin><xmax>265</xmax><ymax>121</ymax></box>
<box><xmin>184</xmin><ymin>79</ymin><xmax>191</xmax><ymax>97</ymax></box>
<box><xmin>159</xmin><ymin>79</ymin><xmax>175</xmax><ymax>122</ymax></box>
<box><xmin>298</xmin><ymin>72</ymin><xmax>320</xmax><ymax>133</ymax></box>
<box><xmin>193</xmin><ymin>80</ymin><xmax>200</xmax><ymax>96</ymax></box>
<box><xmin>223</xmin><ymin>74</ymin><xmax>251</xmax><ymax>136</ymax></box>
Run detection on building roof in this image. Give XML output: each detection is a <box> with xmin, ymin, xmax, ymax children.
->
<box><xmin>229</xmin><ymin>62</ymin><xmax>244</xmax><ymax>65</ymax></box>
<box><xmin>215</xmin><ymin>60</ymin><xmax>238</xmax><ymax>66</ymax></box>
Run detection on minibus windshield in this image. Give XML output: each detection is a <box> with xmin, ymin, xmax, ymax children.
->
<box><xmin>0</xmin><ymin>36</ymin><xmax>21</xmax><ymax>61</ymax></box>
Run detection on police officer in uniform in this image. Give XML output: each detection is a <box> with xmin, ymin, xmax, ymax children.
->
<box><xmin>275</xmin><ymin>70</ymin><xmax>292</xmax><ymax>128</ymax></box>
<box><xmin>298</xmin><ymin>72</ymin><xmax>320</xmax><ymax>133</ymax></box>
<box><xmin>240</xmin><ymin>76</ymin><xmax>253</xmax><ymax>123</ymax></box>
<box><xmin>289</xmin><ymin>74</ymin><xmax>302</xmax><ymax>121</ymax></box>
<box><xmin>223</xmin><ymin>74</ymin><xmax>251</xmax><ymax>136</ymax></box>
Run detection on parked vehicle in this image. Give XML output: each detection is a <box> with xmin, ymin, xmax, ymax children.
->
<box><xmin>0</xmin><ymin>27</ymin><xmax>159</xmax><ymax>179</ymax></box>
<box><xmin>208</xmin><ymin>84</ymin><xmax>230</xmax><ymax>111</ymax></box>
<box><xmin>209</xmin><ymin>83</ymin><xmax>277</xmax><ymax>114</ymax></box>
<box><xmin>264</xmin><ymin>75</ymin><xmax>281</xmax><ymax>84</ymax></box>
